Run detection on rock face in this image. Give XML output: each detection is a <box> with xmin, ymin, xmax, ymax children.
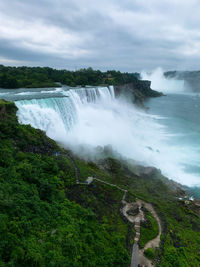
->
<box><xmin>114</xmin><ymin>80</ymin><xmax>163</xmax><ymax>105</ymax></box>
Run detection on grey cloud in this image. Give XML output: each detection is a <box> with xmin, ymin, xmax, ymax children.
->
<box><xmin>0</xmin><ymin>0</ymin><xmax>200</xmax><ymax>71</ymax></box>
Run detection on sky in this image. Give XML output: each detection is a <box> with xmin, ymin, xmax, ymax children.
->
<box><xmin>0</xmin><ymin>0</ymin><xmax>200</xmax><ymax>71</ymax></box>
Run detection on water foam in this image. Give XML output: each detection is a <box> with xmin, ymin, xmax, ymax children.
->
<box><xmin>41</xmin><ymin>88</ymin><xmax>63</xmax><ymax>93</ymax></box>
<box><xmin>15</xmin><ymin>85</ymin><xmax>200</xmax><ymax>186</ymax></box>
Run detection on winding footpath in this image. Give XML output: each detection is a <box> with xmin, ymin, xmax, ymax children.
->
<box><xmin>59</xmin><ymin>152</ymin><xmax>161</xmax><ymax>267</ymax></box>
<box><xmin>84</xmin><ymin>175</ymin><xmax>162</xmax><ymax>267</ymax></box>
<box><xmin>83</xmin><ymin>176</ymin><xmax>162</xmax><ymax>266</ymax></box>
<box><xmin>122</xmin><ymin>198</ymin><xmax>162</xmax><ymax>267</ymax></box>
<box><xmin>142</xmin><ymin>203</ymin><xmax>162</xmax><ymax>251</ymax></box>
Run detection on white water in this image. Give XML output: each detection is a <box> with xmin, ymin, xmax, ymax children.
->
<box><xmin>15</xmin><ymin>86</ymin><xmax>115</xmax><ymax>142</ymax></box>
<box><xmin>141</xmin><ymin>67</ymin><xmax>185</xmax><ymax>94</ymax></box>
<box><xmin>14</xmin><ymin>84</ymin><xmax>200</xmax><ymax>187</ymax></box>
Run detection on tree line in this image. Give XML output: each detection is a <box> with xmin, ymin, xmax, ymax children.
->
<box><xmin>0</xmin><ymin>65</ymin><xmax>140</xmax><ymax>89</ymax></box>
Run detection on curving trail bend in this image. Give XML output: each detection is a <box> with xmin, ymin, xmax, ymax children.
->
<box><xmin>122</xmin><ymin>198</ymin><xmax>161</xmax><ymax>267</ymax></box>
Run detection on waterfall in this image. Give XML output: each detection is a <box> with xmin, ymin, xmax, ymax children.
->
<box><xmin>64</xmin><ymin>86</ymin><xmax>115</xmax><ymax>104</ymax></box>
<box><xmin>14</xmin><ymin>84</ymin><xmax>200</xmax><ymax>186</ymax></box>
<box><xmin>15</xmin><ymin>86</ymin><xmax>115</xmax><ymax>141</ymax></box>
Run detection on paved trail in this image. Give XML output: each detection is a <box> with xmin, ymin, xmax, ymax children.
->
<box><xmin>143</xmin><ymin>203</ymin><xmax>162</xmax><ymax>251</ymax></box>
<box><xmin>131</xmin><ymin>244</ymin><xmax>139</xmax><ymax>267</ymax></box>
<box><xmin>59</xmin><ymin>152</ymin><xmax>162</xmax><ymax>267</ymax></box>
<box><xmin>122</xmin><ymin>198</ymin><xmax>161</xmax><ymax>267</ymax></box>
<box><xmin>82</xmin><ymin>174</ymin><xmax>162</xmax><ymax>267</ymax></box>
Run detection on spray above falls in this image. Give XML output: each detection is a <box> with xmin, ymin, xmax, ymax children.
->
<box><xmin>11</xmin><ymin>85</ymin><xmax>200</xmax><ymax>186</ymax></box>
<box><xmin>141</xmin><ymin>68</ymin><xmax>185</xmax><ymax>94</ymax></box>
<box><xmin>15</xmin><ymin>86</ymin><xmax>115</xmax><ymax>142</ymax></box>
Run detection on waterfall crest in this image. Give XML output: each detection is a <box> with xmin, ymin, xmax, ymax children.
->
<box><xmin>15</xmin><ymin>84</ymin><xmax>200</xmax><ymax>186</ymax></box>
<box><xmin>15</xmin><ymin>86</ymin><xmax>115</xmax><ymax>140</ymax></box>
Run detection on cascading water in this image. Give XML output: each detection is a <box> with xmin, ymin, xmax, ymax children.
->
<box><xmin>15</xmin><ymin>97</ymin><xmax>75</xmax><ymax>141</ymax></box>
<box><xmin>4</xmin><ymin>83</ymin><xmax>197</xmax><ymax>187</ymax></box>
<box><xmin>15</xmin><ymin>86</ymin><xmax>115</xmax><ymax>142</ymax></box>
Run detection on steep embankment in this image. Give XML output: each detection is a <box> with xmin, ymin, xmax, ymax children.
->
<box><xmin>0</xmin><ymin>99</ymin><xmax>131</xmax><ymax>266</ymax></box>
<box><xmin>114</xmin><ymin>81</ymin><xmax>162</xmax><ymax>105</ymax></box>
<box><xmin>1</xmin><ymin>100</ymin><xmax>200</xmax><ymax>267</ymax></box>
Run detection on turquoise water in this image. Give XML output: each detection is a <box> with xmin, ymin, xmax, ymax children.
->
<box><xmin>145</xmin><ymin>93</ymin><xmax>200</xmax><ymax>190</ymax></box>
<box><xmin>1</xmin><ymin>86</ymin><xmax>200</xmax><ymax>189</ymax></box>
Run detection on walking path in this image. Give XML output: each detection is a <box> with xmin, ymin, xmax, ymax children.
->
<box><xmin>143</xmin><ymin>203</ymin><xmax>162</xmax><ymax>251</ymax></box>
<box><xmin>82</xmin><ymin>175</ymin><xmax>161</xmax><ymax>266</ymax></box>
<box><xmin>131</xmin><ymin>244</ymin><xmax>139</xmax><ymax>267</ymax></box>
<box><xmin>122</xmin><ymin>198</ymin><xmax>161</xmax><ymax>267</ymax></box>
<box><xmin>58</xmin><ymin>152</ymin><xmax>161</xmax><ymax>267</ymax></box>
<box><xmin>85</xmin><ymin>175</ymin><xmax>162</xmax><ymax>267</ymax></box>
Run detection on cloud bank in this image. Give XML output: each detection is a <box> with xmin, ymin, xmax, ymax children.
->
<box><xmin>0</xmin><ymin>0</ymin><xmax>200</xmax><ymax>71</ymax></box>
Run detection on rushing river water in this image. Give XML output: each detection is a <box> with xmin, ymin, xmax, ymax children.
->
<box><xmin>0</xmin><ymin>82</ymin><xmax>200</xmax><ymax>189</ymax></box>
<box><xmin>145</xmin><ymin>93</ymin><xmax>200</xmax><ymax>188</ymax></box>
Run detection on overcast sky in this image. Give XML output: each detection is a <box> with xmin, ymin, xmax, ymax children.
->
<box><xmin>0</xmin><ymin>0</ymin><xmax>200</xmax><ymax>71</ymax></box>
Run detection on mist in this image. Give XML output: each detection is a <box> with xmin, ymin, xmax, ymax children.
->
<box><xmin>13</xmin><ymin>85</ymin><xmax>200</xmax><ymax>186</ymax></box>
<box><xmin>141</xmin><ymin>68</ymin><xmax>185</xmax><ymax>94</ymax></box>
<box><xmin>66</xmin><ymin>96</ymin><xmax>200</xmax><ymax>186</ymax></box>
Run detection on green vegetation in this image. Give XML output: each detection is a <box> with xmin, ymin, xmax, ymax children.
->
<box><xmin>83</xmin><ymin>157</ymin><xmax>200</xmax><ymax>266</ymax></box>
<box><xmin>0</xmin><ymin>65</ymin><xmax>140</xmax><ymax>89</ymax></box>
<box><xmin>1</xmin><ymin>100</ymin><xmax>200</xmax><ymax>266</ymax></box>
<box><xmin>139</xmin><ymin>210</ymin><xmax>159</xmax><ymax>248</ymax></box>
<box><xmin>0</xmin><ymin>100</ymin><xmax>131</xmax><ymax>266</ymax></box>
<box><xmin>144</xmin><ymin>248</ymin><xmax>155</xmax><ymax>260</ymax></box>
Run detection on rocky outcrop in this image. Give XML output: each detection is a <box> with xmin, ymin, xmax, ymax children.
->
<box><xmin>114</xmin><ymin>81</ymin><xmax>163</xmax><ymax>105</ymax></box>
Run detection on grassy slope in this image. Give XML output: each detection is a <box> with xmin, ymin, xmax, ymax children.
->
<box><xmin>0</xmin><ymin>100</ymin><xmax>200</xmax><ymax>266</ymax></box>
<box><xmin>0</xmin><ymin>100</ymin><xmax>130</xmax><ymax>267</ymax></box>
<box><xmin>75</xmin><ymin>157</ymin><xmax>200</xmax><ymax>266</ymax></box>
<box><xmin>139</xmin><ymin>210</ymin><xmax>159</xmax><ymax>248</ymax></box>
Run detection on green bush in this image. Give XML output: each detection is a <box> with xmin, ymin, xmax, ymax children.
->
<box><xmin>144</xmin><ymin>248</ymin><xmax>154</xmax><ymax>260</ymax></box>
<box><xmin>139</xmin><ymin>211</ymin><xmax>159</xmax><ymax>248</ymax></box>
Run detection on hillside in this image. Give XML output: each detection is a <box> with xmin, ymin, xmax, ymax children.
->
<box><xmin>1</xmin><ymin>100</ymin><xmax>200</xmax><ymax>266</ymax></box>
<box><xmin>114</xmin><ymin>81</ymin><xmax>162</xmax><ymax>105</ymax></box>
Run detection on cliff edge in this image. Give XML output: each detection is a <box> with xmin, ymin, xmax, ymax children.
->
<box><xmin>114</xmin><ymin>80</ymin><xmax>163</xmax><ymax>105</ymax></box>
